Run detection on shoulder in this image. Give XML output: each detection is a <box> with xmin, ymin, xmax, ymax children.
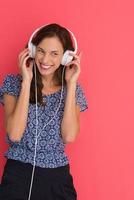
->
<box><xmin>2</xmin><ymin>73</ymin><xmax>22</xmax><ymax>89</ymax></box>
<box><xmin>3</xmin><ymin>73</ymin><xmax>22</xmax><ymax>83</ymax></box>
<box><xmin>0</xmin><ymin>73</ymin><xmax>22</xmax><ymax>105</ymax></box>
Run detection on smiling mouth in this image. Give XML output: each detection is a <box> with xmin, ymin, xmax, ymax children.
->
<box><xmin>40</xmin><ymin>63</ymin><xmax>52</xmax><ymax>69</ymax></box>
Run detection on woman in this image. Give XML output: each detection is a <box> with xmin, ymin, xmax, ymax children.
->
<box><xmin>0</xmin><ymin>23</ymin><xmax>88</xmax><ymax>200</ymax></box>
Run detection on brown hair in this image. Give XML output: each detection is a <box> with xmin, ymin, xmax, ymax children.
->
<box><xmin>26</xmin><ymin>23</ymin><xmax>75</xmax><ymax>106</ymax></box>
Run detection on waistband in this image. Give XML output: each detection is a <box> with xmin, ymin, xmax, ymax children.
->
<box><xmin>4</xmin><ymin>159</ymin><xmax>70</xmax><ymax>179</ymax></box>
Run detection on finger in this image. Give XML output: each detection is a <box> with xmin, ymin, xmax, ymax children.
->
<box><xmin>19</xmin><ymin>48</ymin><xmax>29</xmax><ymax>58</ymax></box>
<box><xmin>19</xmin><ymin>51</ymin><xmax>30</xmax><ymax>64</ymax></box>
<box><xmin>66</xmin><ymin>60</ymin><xmax>74</xmax><ymax>66</ymax></box>
<box><xmin>74</xmin><ymin>51</ymin><xmax>82</xmax><ymax>60</ymax></box>
<box><xmin>28</xmin><ymin>60</ymin><xmax>34</xmax><ymax>69</ymax></box>
<box><xmin>78</xmin><ymin>51</ymin><xmax>83</xmax><ymax>59</ymax></box>
<box><xmin>69</xmin><ymin>53</ymin><xmax>82</xmax><ymax>63</ymax></box>
<box><xmin>19</xmin><ymin>54</ymin><xmax>30</xmax><ymax>68</ymax></box>
<box><xmin>19</xmin><ymin>51</ymin><xmax>29</xmax><ymax>64</ymax></box>
<box><xmin>69</xmin><ymin>53</ymin><xmax>79</xmax><ymax>60</ymax></box>
<box><xmin>66</xmin><ymin>60</ymin><xmax>80</xmax><ymax>67</ymax></box>
<box><xmin>23</xmin><ymin>54</ymin><xmax>31</xmax><ymax>65</ymax></box>
<box><xmin>66</xmin><ymin>56</ymin><xmax>81</xmax><ymax>66</ymax></box>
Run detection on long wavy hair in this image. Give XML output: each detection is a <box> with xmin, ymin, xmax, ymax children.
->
<box><xmin>26</xmin><ymin>23</ymin><xmax>75</xmax><ymax>106</ymax></box>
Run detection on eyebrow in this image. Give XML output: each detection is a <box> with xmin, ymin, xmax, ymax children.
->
<box><xmin>37</xmin><ymin>46</ymin><xmax>59</xmax><ymax>53</ymax></box>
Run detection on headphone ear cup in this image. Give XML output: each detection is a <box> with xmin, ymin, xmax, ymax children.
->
<box><xmin>28</xmin><ymin>42</ymin><xmax>36</xmax><ymax>58</ymax></box>
<box><xmin>61</xmin><ymin>50</ymin><xmax>74</xmax><ymax>66</ymax></box>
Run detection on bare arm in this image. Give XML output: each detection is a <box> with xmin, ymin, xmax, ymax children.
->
<box><xmin>4</xmin><ymin>80</ymin><xmax>31</xmax><ymax>142</ymax></box>
<box><xmin>61</xmin><ymin>83</ymin><xmax>80</xmax><ymax>143</ymax></box>
<box><xmin>4</xmin><ymin>48</ymin><xmax>33</xmax><ymax>142</ymax></box>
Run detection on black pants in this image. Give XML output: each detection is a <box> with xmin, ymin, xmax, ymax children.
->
<box><xmin>0</xmin><ymin>159</ymin><xmax>77</xmax><ymax>200</ymax></box>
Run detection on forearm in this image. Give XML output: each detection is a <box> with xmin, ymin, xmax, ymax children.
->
<box><xmin>7</xmin><ymin>80</ymin><xmax>31</xmax><ymax>142</ymax></box>
<box><xmin>61</xmin><ymin>82</ymin><xmax>80</xmax><ymax>143</ymax></box>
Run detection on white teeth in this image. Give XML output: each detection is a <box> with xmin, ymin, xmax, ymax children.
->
<box><xmin>41</xmin><ymin>64</ymin><xmax>51</xmax><ymax>69</ymax></box>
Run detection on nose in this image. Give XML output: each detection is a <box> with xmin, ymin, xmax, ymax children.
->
<box><xmin>41</xmin><ymin>53</ymin><xmax>50</xmax><ymax>64</ymax></box>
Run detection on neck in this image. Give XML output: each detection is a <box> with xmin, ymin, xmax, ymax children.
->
<box><xmin>41</xmin><ymin>75</ymin><xmax>58</xmax><ymax>88</ymax></box>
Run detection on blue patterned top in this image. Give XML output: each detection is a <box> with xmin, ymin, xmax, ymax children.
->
<box><xmin>0</xmin><ymin>74</ymin><xmax>88</xmax><ymax>168</ymax></box>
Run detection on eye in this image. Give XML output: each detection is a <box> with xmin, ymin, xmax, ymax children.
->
<box><xmin>52</xmin><ymin>52</ymin><xmax>58</xmax><ymax>56</ymax></box>
<box><xmin>37</xmin><ymin>49</ymin><xmax>43</xmax><ymax>53</ymax></box>
<box><xmin>36</xmin><ymin>49</ymin><xmax>45</xmax><ymax>55</ymax></box>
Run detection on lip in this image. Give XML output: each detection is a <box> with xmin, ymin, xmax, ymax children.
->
<box><xmin>40</xmin><ymin>63</ymin><xmax>52</xmax><ymax>69</ymax></box>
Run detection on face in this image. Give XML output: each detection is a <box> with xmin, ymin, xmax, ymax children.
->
<box><xmin>35</xmin><ymin>36</ymin><xmax>64</xmax><ymax>77</ymax></box>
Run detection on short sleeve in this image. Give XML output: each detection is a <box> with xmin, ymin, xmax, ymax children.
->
<box><xmin>76</xmin><ymin>83</ymin><xmax>88</xmax><ymax>112</ymax></box>
<box><xmin>0</xmin><ymin>73</ymin><xmax>22</xmax><ymax>106</ymax></box>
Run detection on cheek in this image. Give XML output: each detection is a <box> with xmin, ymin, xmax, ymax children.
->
<box><xmin>56</xmin><ymin>58</ymin><xmax>62</xmax><ymax>64</ymax></box>
<box><xmin>53</xmin><ymin>56</ymin><xmax>62</xmax><ymax>64</ymax></box>
<box><xmin>35</xmin><ymin>54</ymin><xmax>41</xmax><ymax>62</ymax></box>
<box><xmin>57</xmin><ymin>54</ymin><xmax>63</xmax><ymax>62</ymax></box>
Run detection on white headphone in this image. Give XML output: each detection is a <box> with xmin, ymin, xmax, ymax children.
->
<box><xmin>28</xmin><ymin>23</ymin><xmax>78</xmax><ymax>66</ymax></box>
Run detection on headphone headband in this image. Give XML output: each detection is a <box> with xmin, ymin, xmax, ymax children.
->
<box><xmin>28</xmin><ymin>23</ymin><xmax>77</xmax><ymax>54</ymax></box>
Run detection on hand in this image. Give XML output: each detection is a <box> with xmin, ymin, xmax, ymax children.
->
<box><xmin>65</xmin><ymin>51</ymin><xmax>82</xmax><ymax>84</ymax></box>
<box><xmin>18</xmin><ymin>48</ymin><xmax>33</xmax><ymax>82</ymax></box>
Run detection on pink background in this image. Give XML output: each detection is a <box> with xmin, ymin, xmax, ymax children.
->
<box><xmin>0</xmin><ymin>0</ymin><xmax>134</xmax><ymax>199</ymax></box>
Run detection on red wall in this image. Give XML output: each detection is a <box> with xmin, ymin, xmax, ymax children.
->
<box><xmin>0</xmin><ymin>0</ymin><xmax>134</xmax><ymax>200</ymax></box>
